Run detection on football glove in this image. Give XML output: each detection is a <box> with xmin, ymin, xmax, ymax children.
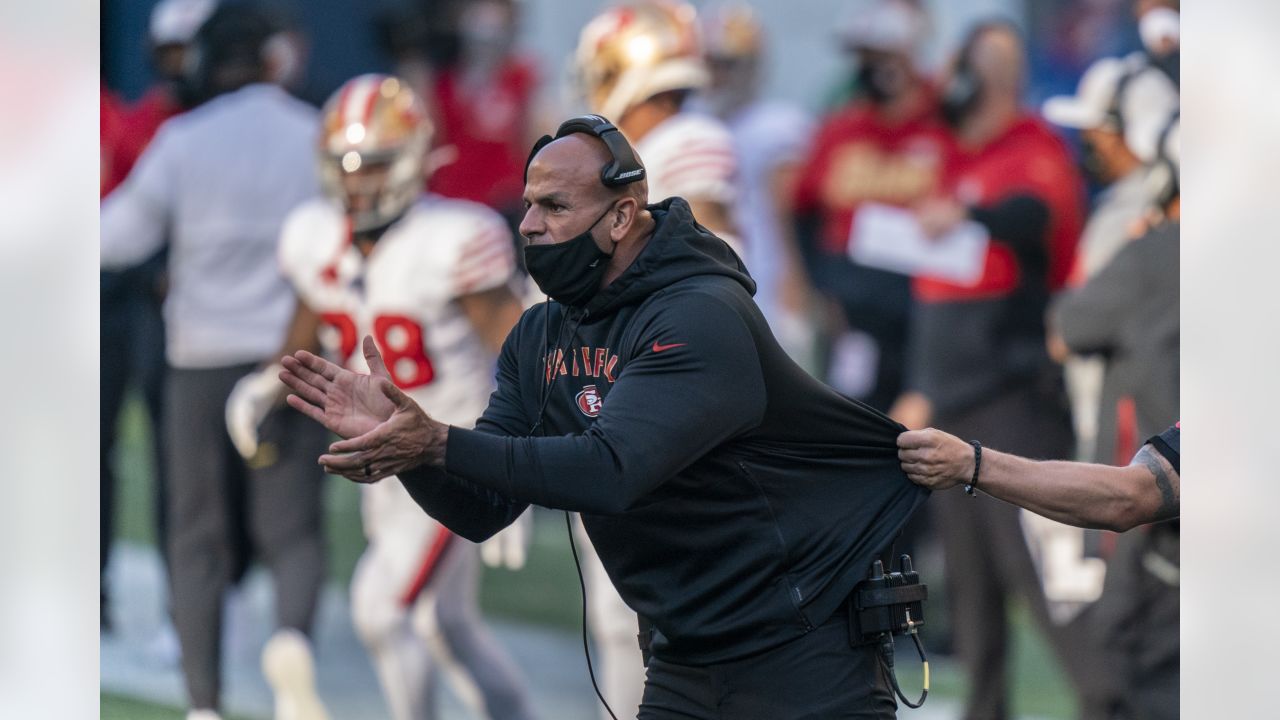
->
<box><xmin>480</xmin><ymin>508</ymin><xmax>532</xmax><ymax>570</ymax></box>
<box><xmin>225</xmin><ymin>363</ymin><xmax>284</xmax><ymax>460</ymax></box>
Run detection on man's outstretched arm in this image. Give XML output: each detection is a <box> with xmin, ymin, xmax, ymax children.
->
<box><xmin>284</xmin><ymin>294</ymin><xmax>767</xmax><ymax>515</ymax></box>
<box><xmin>897</xmin><ymin>427</ymin><xmax>1180</xmax><ymax>532</ymax></box>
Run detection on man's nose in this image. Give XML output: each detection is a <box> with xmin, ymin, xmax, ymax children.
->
<box><xmin>518</xmin><ymin>207</ymin><xmax>542</xmax><ymax>242</ymax></box>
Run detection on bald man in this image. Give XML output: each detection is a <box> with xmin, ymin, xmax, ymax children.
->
<box><xmin>278</xmin><ymin>117</ymin><xmax>928</xmax><ymax>719</ymax></box>
<box><xmin>890</xmin><ymin>23</ymin><xmax>1109</xmax><ymax>720</ymax></box>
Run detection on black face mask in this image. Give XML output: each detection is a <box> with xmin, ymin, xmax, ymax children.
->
<box><xmin>939</xmin><ymin>66</ymin><xmax>981</xmax><ymax>128</ymax></box>
<box><xmin>523</xmin><ymin>203</ymin><xmax>617</xmax><ymax>308</ymax></box>
<box><xmin>1079</xmin><ymin>137</ymin><xmax>1112</xmax><ymax>187</ymax></box>
<box><xmin>1151</xmin><ymin>49</ymin><xmax>1179</xmax><ymax>85</ymax></box>
<box><xmin>856</xmin><ymin>60</ymin><xmax>907</xmax><ymax>104</ymax></box>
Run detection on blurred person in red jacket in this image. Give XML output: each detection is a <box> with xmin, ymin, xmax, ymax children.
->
<box><xmin>790</xmin><ymin>0</ymin><xmax>952</xmax><ymax>412</ymax></box>
<box><xmin>888</xmin><ymin>21</ymin><xmax>1124</xmax><ymax>720</ymax></box>
<box><xmin>101</xmin><ymin>86</ymin><xmax>127</xmax><ymax>198</ymax></box>
<box><xmin>427</xmin><ymin>0</ymin><xmax>543</xmax><ymax>228</ymax></box>
<box><xmin>104</xmin><ymin>0</ymin><xmax>217</xmax><ymax>196</ymax></box>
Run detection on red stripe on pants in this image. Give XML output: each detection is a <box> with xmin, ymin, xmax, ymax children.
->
<box><xmin>1114</xmin><ymin>396</ymin><xmax>1138</xmax><ymax>467</ymax></box>
<box><xmin>399</xmin><ymin>530</ymin><xmax>456</xmax><ymax>607</ymax></box>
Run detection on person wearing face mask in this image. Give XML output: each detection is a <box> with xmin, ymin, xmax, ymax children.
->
<box><xmin>1042</xmin><ymin>55</ymin><xmax>1180</xmax><ymax>466</ymax></box>
<box><xmin>1136</xmin><ymin>0</ymin><xmax>1179</xmax><ymax>84</ymax></box>
<box><xmin>571</xmin><ymin>5</ymin><xmax>744</xmax><ymax>714</ymax></box>
<box><xmin>427</xmin><ymin>0</ymin><xmax>545</xmax><ymax>233</ymax></box>
<box><xmin>889</xmin><ymin>22</ymin><xmax>1124</xmax><ymax>720</ymax></box>
<box><xmin>1050</xmin><ymin>113</ymin><xmax>1180</xmax><ymax>486</ymax></box>
<box><xmin>790</xmin><ymin>0</ymin><xmax>953</xmax><ymax>413</ymax></box>
<box><xmin>277</xmin><ymin>116</ymin><xmax>930</xmax><ymax>719</ymax></box>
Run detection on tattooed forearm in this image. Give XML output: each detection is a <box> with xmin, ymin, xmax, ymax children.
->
<box><xmin>1136</xmin><ymin>446</ymin><xmax>1180</xmax><ymax>522</ymax></box>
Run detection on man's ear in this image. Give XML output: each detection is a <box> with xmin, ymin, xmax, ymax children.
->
<box><xmin>610</xmin><ymin>195</ymin><xmax>640</xmax><ymax>241</ymax></box>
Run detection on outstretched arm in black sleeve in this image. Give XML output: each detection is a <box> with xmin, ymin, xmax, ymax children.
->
<box><xmin>442</xmin><ymin>292</ymin><xmax>767</xmax><ymax>514</ymax></box>
<box><xmin>283</xmin><ymin>292</ymin><xmax>768</xmax><ymax>517</ymax></box>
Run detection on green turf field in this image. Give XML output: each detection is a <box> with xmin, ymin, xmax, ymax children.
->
<box><xmin>102</xmin><ymin>693</ymin><xmax>259</xmax><ymax>720</ymax></box>
<box><xmin>105</xmin><ymin>393</ymin><xmax>1076</xmax><ymax>718</ymax></box>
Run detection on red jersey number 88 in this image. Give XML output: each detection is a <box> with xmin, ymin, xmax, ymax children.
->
<box><xmin>319</xmin><ymin>312</ymin><xmax>437</xmax><ymax>390</ymax></box>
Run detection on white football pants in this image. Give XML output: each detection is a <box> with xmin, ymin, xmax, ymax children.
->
<box><xmin>352</xmin><ymin>482</ymin><xmax>536</xmax><ymax>720</ymax></box>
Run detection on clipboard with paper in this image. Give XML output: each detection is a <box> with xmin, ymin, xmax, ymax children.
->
<box><xmin>847</xmin><ymin>203</ymin><xmax>989</xmax><ymax>285</ymax></box>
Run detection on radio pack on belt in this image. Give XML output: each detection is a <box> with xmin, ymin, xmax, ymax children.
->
<box><xmin>638</xmin><ymin>554</ymin><xmax>931</xmax><ymax>707</ymax></box>
<box><xmin>850</xmin><ymin>554</ymin><xmax>930</xmax><ymax>708</ymax></box>
<box><xmin>849</xmin><ymin>554</ymin><xmax>927</xmax><ymax>641</ymax></box>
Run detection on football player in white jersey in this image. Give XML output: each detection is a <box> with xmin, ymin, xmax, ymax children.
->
<box><xmin>568</xmin><ymin>4</ymin><xmax>740</xmax><ymax>718</ymax></box>
<box><xmin>225</xmin><ymin>74</ymin><xmax>537</xmax><ymax>720</ymax></box>
<box><xmin>576</xmin><ymin>1</ymin><xmax>739</xmax><ymax>253</ymax></box>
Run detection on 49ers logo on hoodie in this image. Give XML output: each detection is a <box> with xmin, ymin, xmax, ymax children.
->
<box><xmin>576</xmin><ymin>384</ymin><xmax>604</xmax><ymax>417</ymax></box>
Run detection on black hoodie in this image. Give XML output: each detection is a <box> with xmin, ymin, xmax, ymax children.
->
<box><xmin>401</xmin><ymin>197</ymin><xmax>928</xmax><ymax>665</ymax></box>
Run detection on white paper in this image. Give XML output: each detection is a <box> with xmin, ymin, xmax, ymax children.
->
<box><xmin>827</xmin><ymin>329</ymin><xmax>879</xmax><ymax>400</ymax></box>
<box><xmin>848</xmin><ymin>202</ymin><xmax>990</xmax><ymax>284</ymax></box>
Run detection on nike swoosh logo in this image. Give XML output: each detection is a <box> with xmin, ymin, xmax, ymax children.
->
<box><xmin>652</xmin><ymin>341</ymin><xmax>687</xmax><ymax>353</ymax></box>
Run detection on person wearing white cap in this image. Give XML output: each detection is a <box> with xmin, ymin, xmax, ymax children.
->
<box><xmin>571</xmin><ymin>6</ymin><xmax>741</xmax><ymax>715</ymax></box>
<box><xmin>139</xmin><ymin>0</ymin><xmax>220</xmax><ymax>117</ymax></box>
<box><xmin>1136</xmin><ymin>0</ymin><xmax>1179</xmax><ymax>83</ymax></box>
<box><xmin>1047</xmin><ymin>112</ymin><xmax>1179</xmax><ymax>720</ymax></box>
<box><xmin>1043</xmin><ymin>53</ymin><xmax>1179</xmax><ymax>468</ymax></box>
<box><xmin>1043</xmin><ymin>56</ymin><xmax>1167</xmax><ymax>469</ymax></box>
<box><xmin>1048</xmin><ymin>106</ymin><xmax>1180</xmax><ymax>470</ymax></box>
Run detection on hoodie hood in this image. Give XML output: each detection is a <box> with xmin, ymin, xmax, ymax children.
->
<box><xmin>582</xmin><ymin>197</ymin><xmax>755</xmax><ymax>319</ymax></box>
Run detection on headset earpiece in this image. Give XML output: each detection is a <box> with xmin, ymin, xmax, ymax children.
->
<box><xmin>523</xmin><ymin>114</ymin><xmax>646</xmax><ymax>188</ymax></box>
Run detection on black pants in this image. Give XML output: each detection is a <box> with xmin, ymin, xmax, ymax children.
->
<box><xmin>935</xmin><ymin>384</ymin><xmax>1119</xmax><ymax>720</ymax></box>
<box><xmin>100</xmin><ymin>268</ymin><xmax>167</xmax><ymax>618</ymax></box>
<box><xmin>638</xmin><ymin>613</ymin><xmax>897</xmax><ymax>720</ymax></box>
<box><xmin>165</xmin><ymin>364</ymin><xmax>328</xmax><ymax>710</ymax></box>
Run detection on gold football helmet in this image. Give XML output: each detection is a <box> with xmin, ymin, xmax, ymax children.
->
<box><xmin>701</xmin><ymin>3</ymin><xmax>763</xmax><ymax>61</ymax></box>
<box><xmin>317</xmin><ymin>74</ymin><xmax>432</xmax><ymax>232</ymax></box>
<box><xmin>574</xmin><ymin>1</ymin><xmax>709</xmax><ymax>121</ymax></box>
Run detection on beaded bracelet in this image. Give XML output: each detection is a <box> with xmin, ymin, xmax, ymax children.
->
<box><xmin>964</xmin><ymin>440</ymin><xmax>983</xmax><ymax>496</ymax></box>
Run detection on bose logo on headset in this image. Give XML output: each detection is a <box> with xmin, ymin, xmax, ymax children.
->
<box><xmin>525</xmin><ymin>114</ymin><xmax>647</xmax><ymax>188</ymax></box>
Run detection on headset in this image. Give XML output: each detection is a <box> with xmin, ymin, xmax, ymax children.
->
<box><xmin>940</xmin><ymin>18</ymin><xmax>1023</xmax><ymax>128</ymax></box>
<box><xmin>1102</xmin><ymin>63</ymin><xmax>1142</xmax><ymax>135</ymax></box>
<box><xmin>524</xmin><ymin>114</ymin><xmax>647</xmax><ymax>188</ymax></box>
<box><xmin>1148</xmin><ymin>110</ymin><xmax>1180</xmax><ymax>213</ymax></box>
<box><xmin>521</xmin><ymin>115</ymin><xmax>643</xmax><ymax>720</ymax></box>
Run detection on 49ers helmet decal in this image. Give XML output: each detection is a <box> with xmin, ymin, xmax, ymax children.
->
<box><xmin>318</xmin><ymin>74</ymin><xmax>433</xmax><ymax>232</ymax></box>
